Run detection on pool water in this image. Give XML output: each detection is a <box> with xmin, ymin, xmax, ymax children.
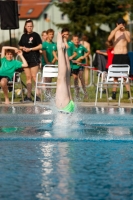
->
<box><xmin>0</xmin><ymin>106</ymin><xmax>133</xmax><ymax>200</ymax></box>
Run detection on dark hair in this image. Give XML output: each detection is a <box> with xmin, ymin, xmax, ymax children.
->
<box><xmin>23</xmin><ymin>19</ymin><xmax>33</xmax><ymax>33</ymax></box>
<box><xmin>61</xmin><ymin>28</ymin><xmax>69</xmax><ymax>34</ymax></box>
<box><xmin>82</xmin><ymin>35</ymin><xmax>88</xmax><ymax>41</ymax></box>
<box><xmin>72</xmin><ymin>35</ymin><xmax>79</xmax><ymax>39</ymax></box>
<box><xmin>46</xmin><ymin>29</ymin><xmax>54</xmax><ymax>34</ymax></box>
<box><xmin>117</xmin><ymin>18</ymin><xmax>126</xmax><ymax>25</ymax></box>
<box><xmin>5</xmin><ymin>49</ymin><xmax>14</xmax><ymax>56</ymax></box>
<box><xmin>105</xmin><ymin>40</ymin><xmax>113</xmax><ymax>49</ymax></box>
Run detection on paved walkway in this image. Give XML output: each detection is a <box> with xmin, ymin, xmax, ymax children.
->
<box><xmin>0</xmin><ymin>101</ymin><xmax>132</xmax><ymax>108</ymax></box>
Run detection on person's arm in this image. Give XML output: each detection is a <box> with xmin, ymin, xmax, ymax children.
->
<box><xmin>108</xmin><ymin>24</ymin><xmax>123</xmax><ymax>41</ymax></box>
<box><xmin>19</xmin><ymin>46</ymin><xmax>24</xmax><ymax>51</ymax></box>
<box><xmin>17</xmin><ymin>50</ymin><xmax>28</xmax><ymax>67</ymax></box>
<box><xmin>42</xmin><ymin>50</ymin><xmax>51</xmax><ymax>64</ymax></box>
<box><xmin>76</xmin><ymin>51</ymin><xmax>90</xmax><ymax>62</ymax></box>
<box><xmin>69</xmin><ymin>52</ymin><xmax>77</xmax><ymax>60</ymax></box>
<box><xmin>124</xmin><ymin>30</ymin><xmax>131</xmax><ymax>43</ymax></box>
<box><xmin>96</xmin><ymin>50</ymin><xmax>107</xmax><ymax>56</ymax></box>
<box><xmin>52</xmin><ymin>51</ymin><xmax>58</xmax><ymax>64</ymax></box>
<box><xmin>86</xmin><ymin>42</ymin><xmax>91</xmax><ymax>54</ymax></box>
<box><xmin>22</xmin><ymin>44</ymin><xmax>42</xmax><ymax>53</ymax></box>
<box><xmin>1</xmin><ymin>46</ymin><xmax>18</xmax><ymax>58</ymax></box>
<box><xmin>53</xmin><ymin>51</ymin><xmax>58</xmax><ymax>60</ymax></box>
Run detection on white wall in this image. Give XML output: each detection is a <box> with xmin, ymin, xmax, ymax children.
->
<box><xmin>0</xmin><ymin>1</ymin><xmax>69</xmax><ymax>44</ymax></box>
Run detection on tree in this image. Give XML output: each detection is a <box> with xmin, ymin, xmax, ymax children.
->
<box><xmin>55</xmin><ymin>0</ymin><xmax>132</xmax><ymax>52</ymax></box>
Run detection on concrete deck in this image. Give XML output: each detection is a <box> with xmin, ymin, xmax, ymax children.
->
<box><xmin>0</xmin><ymin>102</ymin><xmax>132</xmax><ymax>108</ymax></box>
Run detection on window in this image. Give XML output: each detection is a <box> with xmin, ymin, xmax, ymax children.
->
<box><xmin>44</xmin><ymin>13</ymin><xmax>48</xmax><ymax>20</ymax></box>
<box><xmin>61</xmin><ymin>13</ymin><xmax>65</xmax><ymax>20</ymax></box>
<box><xmin>27</xmin><ymin>9</ymin><xmax>33</xmax><ymax>15</ymax></box>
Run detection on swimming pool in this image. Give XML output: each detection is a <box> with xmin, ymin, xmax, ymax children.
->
<box><xmin>0</xmin><ymin>105</ymin><xmax>133</xmax><ymax>200</ymax></box>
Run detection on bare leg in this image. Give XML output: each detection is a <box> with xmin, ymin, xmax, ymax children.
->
<box><xmin>79</xmin><ymin>70</ymin><xmax>87</xmax><ymax>98</ymax></box>
<box><xmin>85</xmin><ymin>68</ymin><xmax>89</xmax><ymax>85</ymax></box>
<box><xmin>72</xmin><ymin>74</ymin><xmax>79</xmax><ymax>98</ymax></box>
<box><xmin>64</xmin><ymin>44</ymin><xmax>72</xmax><ymax>99</ymax></box>
<box><xmin>56</xmin><ymin>33</ymin><xmax>71</xmax><ymax>109</ymax></box>
<box><xmin>0</xmin><ymin>78</ymin><xmax>10</xmax><ymax>104</ymax></box>
<box><xmin>30</xmin><ymin>65</ymin><xmax>40</xmax><ymax>96</ymax></box>
<box><xmin>23</xmin><ymin>68</ymin><xmax>32</xmax><ymax>98</ymax></box>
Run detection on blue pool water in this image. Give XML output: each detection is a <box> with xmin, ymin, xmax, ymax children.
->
<box><xmin>0</xmin><ymin>105</ymin><xmax>133</xmax><ymax>200</ymax></box>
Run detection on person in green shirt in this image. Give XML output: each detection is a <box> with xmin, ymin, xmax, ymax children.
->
<box><xmin>42</xmin><ymin>29</ymin><xmax>57</xmax><ymax>97</ymax></box>
<box><xmin>42</xmin><ymin>29</ymin><xmax>57</xmax><ymax>66</ymax></box>
<box><xmin>0</xmin><ymin>46</ymin><xmax>28</xmax><ymax>104</ymax></box>
<box><xmin>72</xmin><ymin>35</ymin><xmax>89</xmax><ymax>98</ymax></box>
<box><xmin>61</xmin><ymin>28</ymin><xmax>77</xmax><ymax>69</ymax></box>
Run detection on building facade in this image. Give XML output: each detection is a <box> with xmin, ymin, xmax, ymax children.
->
<box><xmin>0</xmin><ymin>0</ymin><xmax>69</xmax><ymax>44</ymax></box>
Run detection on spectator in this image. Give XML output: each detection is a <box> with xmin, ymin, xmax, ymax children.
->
<box><xmin>0</xmin><ymin>46</ymin><xmax>28</xmax><ymax>104</ymax></box>
<box><xmin>42</xmin><ymin>29</ymin><xmax>57</xmax><ymax>97</ymax></box>
<box><xmin>41</xmin><ymin>31</ymin><xmax>47</xmax><ymax>42</ymax></box>
<box><xmin>18</xmin><ymin>19</ymin><xmax>42</xmax><ymax>102</ymax></box>
<box><xmin>42</xmin><ymin>29</ymin><xmax>57</xmax><ymax>66</ymax></box>
<box><xmin>80</xmin><ymin>35</ymin><xmax>91</xmax><ymax>85</ymax></box>
<box><xmin>61</xmin><ymin>28</ymin><xmax>77</xmax><ymax>71</ymax></box>
<box><xmin>96</xmin><ymin>40</ymin><xmax>114</xmax><ymax>71</ymax></box>
<box><xmin>72</xmin><ymin>35</ymin><xmax>89</xmax><ymax>98</ymax></box>
<box><xmin>108</xmin><ymin>17</ymin><xmax>131</xmax><ymax>100</ymax></box>
<box><xmin>40</xmin><ymin>30</ymin><xmax>47</xmax><ymax>57</ymax></box>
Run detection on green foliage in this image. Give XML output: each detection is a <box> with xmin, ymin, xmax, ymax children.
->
<box><xmin>55</xmin><ymin>0</ymin><xmax>132</xmax><ymax>53</ymax></box>
<box><xmin>0</xmin><ymin>38</ymin><xmax>18</xmax><ymax>52</ymax></box>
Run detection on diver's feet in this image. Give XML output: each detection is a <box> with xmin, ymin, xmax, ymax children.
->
<box><xmin>63</xmin><ymin>37</ymin><xmax>69</xmax><ymax>49</ymax></box>
<box><xmin>57</xmin><ymin>32</ymin><xmax>65</xmax><ymax>50</ymax></box>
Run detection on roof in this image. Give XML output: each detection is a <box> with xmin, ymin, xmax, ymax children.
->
<box><xmin>18</xmin><ymin>0</ymin><xmax>51</xmax><ymax>19</ymax></box>
<box><xmin>59</xmin><ymin>0</ymin><xmax>71</xmax><ymax>2</ymax></box>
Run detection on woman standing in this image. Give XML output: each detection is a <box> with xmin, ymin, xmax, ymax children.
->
<box><xmin>18</xmin><ymin>19</ymin><xmax>42</xmax><ymax>102</ymax></box>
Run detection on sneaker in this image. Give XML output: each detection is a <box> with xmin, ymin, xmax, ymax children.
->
<box><xmin>36</xmin><ymin>96</ymin><xmax>41</xmax><ymax>101</ymax></box>
<box><xmin>108</xmin><ymin>97</ymin><xmax>113</xmax><ymax>100</ymax></box>
<box><xmin>128</xmin><ymin>97</ymin><xmax>133</xmax><ymax>100</ymax></box>
<box><xmin>108</xmin><ymin>96</ymin><xmax>116</xmax><ymax>100</ymax></box>
<box><xmin>24</xmin><ymin>96</ymin><xmax>33</xmax><ymax>102</ymax></box>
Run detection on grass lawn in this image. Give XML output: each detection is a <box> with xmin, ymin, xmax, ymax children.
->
<box><xmin>0</xmin><ymin>69</ymin><xmax>133</xmax><ymax>104</ymax></box>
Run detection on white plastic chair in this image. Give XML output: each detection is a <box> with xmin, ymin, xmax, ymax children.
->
<box><xmin>95</xmin><ymin>64</ymin><xmax>132</xmax><ymax>106</ymax></box>
<box><xmin>0</xmin><ymin>72</ymin><xmax>23</xmax><ymax>104</ymax></box>
<box><xmin>34</xmin><ymin>64</ymin><xmax>58</xmax><ymax>105</ymax></box>
<box><xmin>9</xmin><ymin>72</ymin><xmax>24</xmax><ymax>104</ymax></box>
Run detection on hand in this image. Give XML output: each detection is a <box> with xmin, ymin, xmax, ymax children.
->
<box><xmin>117</xmin><ymin>24</ymin><xmax>125</xmax><ymax>31</ymax></box>
<box><xmin>76</xmin><ymin>58</ymin><xmax>83</xmax><ymax>63</ymax></box>
<box><xmin>96</xmin><ymin>50</ymin><xmax>101</xmax><ymax>54</ymax></box>
<box><xmin>14</xmin><ymin>48</ymin><xmax>18</xmax><ymax>53</ymax></box>
<box><xmin>72</xmin><ymin>60</ymin><xmax>78</xmax><ymax>63</ymax></box>
<box><xmin>79</xmin><ymin>56</ymin><xmax>85</xmax><ymax>60</ymax></box>
<box><xmin>69</xmin><ymin>56</ymin><xmax>72</xmax><ymax>60</ymax></box>
<box><xmin>17</xmin><ymin>50</ymin><xmax>22</xmax><ymax>56</ymax></box>
<box><xmin>22</xmin><ymin>47</ymin><xmax>30</xmax><ymax>52</ymax></box>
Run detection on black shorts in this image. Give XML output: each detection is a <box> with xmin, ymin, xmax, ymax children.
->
<box><xmin>79</xmin><ymin>67</ymin><xmax>84</xmax><ymax>71</ymax></box>
<box><xmin>27</xmin><ymin>62</ymin><xmax>40</xmax><ymax>68</ymax></box>
<box><xmin>71</xmin><ymin>69</ymin><xmax>79</xmax><ymax>75</ymax></box>
<box><xmin>0</xmin><ymin>76</ymin><xmax>10</xmax><ymax>82</ymax></box>
<box><xmin>112</xmin><ymin>54</ymin><xmax>130</xmax><ymax>66</ymax></box>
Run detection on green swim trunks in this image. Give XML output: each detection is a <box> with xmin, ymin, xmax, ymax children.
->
<box><xmin>60</xmin><ymin>100</ymin><xmax>75</xmax><ymax>113</ymax></box>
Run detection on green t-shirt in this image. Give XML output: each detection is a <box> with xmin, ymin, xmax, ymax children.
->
<box><xmin>42</xmin><ymin>41</ymin><xmax>57</xmax><ymax>66</ymax></box>
<box><xmin>72</xmin><ymin>44</ymin><xmax>88</xmax><ymax>69</ymax></box>
<box><xmin>0</xmin><ymin>57</ymin><xmax>22</xmax><ymax>80</ymax></box>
